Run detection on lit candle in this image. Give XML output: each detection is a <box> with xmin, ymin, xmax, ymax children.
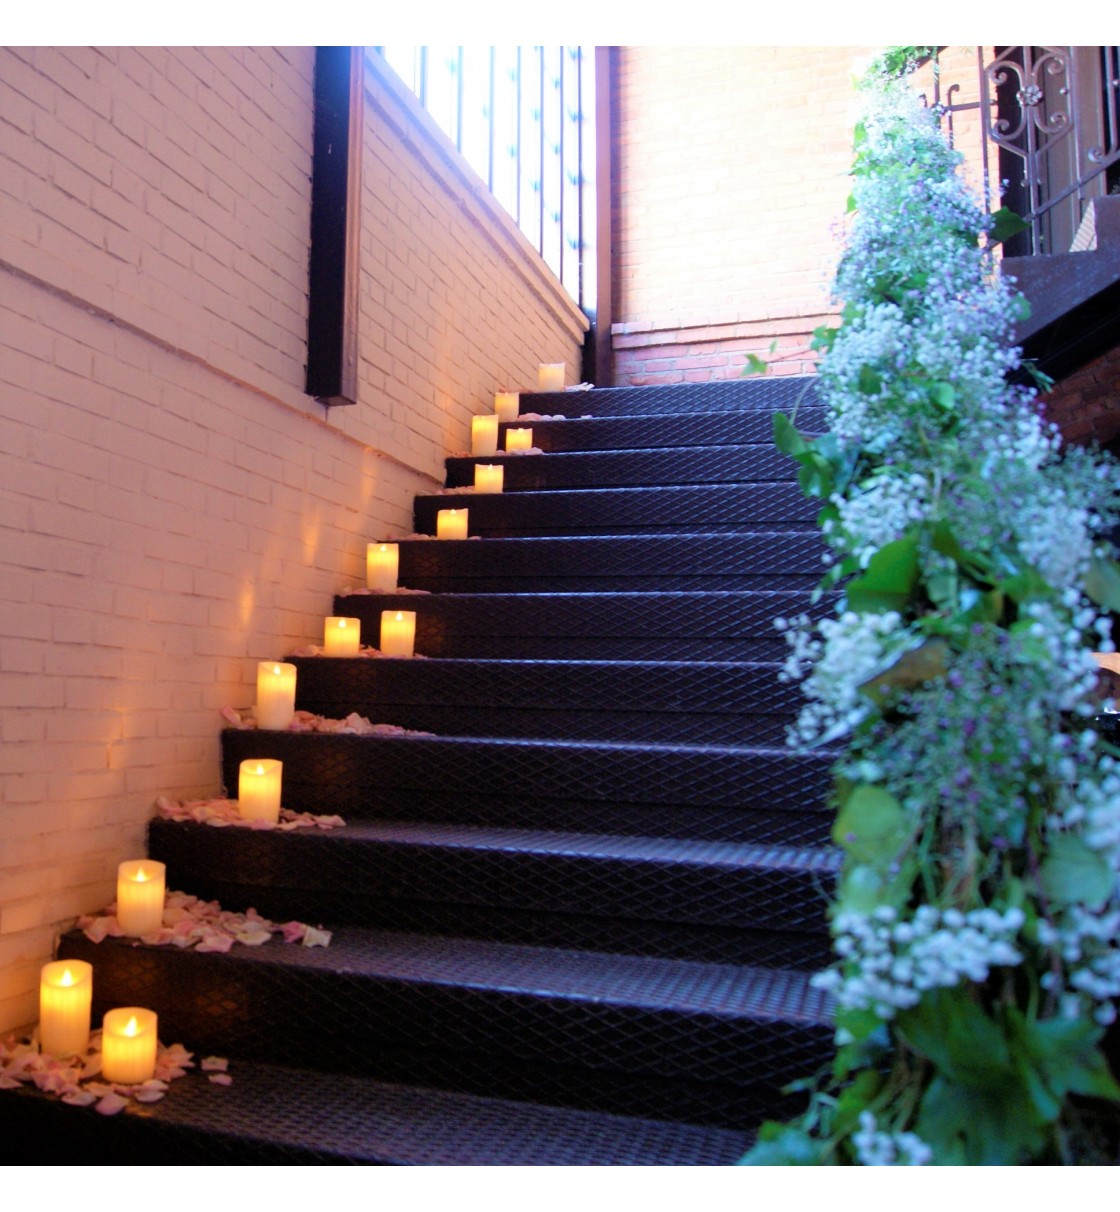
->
<box><xmin>474</xmin><ymin>464</ymin><xmax>504</xmax><ymax>493</ymax></box>
<box><xmin>437</xmin><ymin>508</ymin><xmax>469</xmax><ymax>540</ymax></box>
<box><xmin>366</xmin><ymin>542</ymin><xmax>399</xmax><ymax>592</ymax></box>
<box><xmin>238</xmin><ymin>758</ymin><xmax>283</xmax><ymax>823</ymax></box>
<box><xmin>505</xmin><ymin>427</ymin><xmax>533</xmax><ymax>452</ymax></box>
<box><xmin>116</xmin><ymin>860</ymin><xmax>167</xmax><ymax>938</ymax></box>
<box><xmin>380</xmin><ymin>610</ymin><xmax>416</xmax><ymax>657</ymax></box>
<box><xmin>538</xmin><ymin>363</ymin><xmax>564</xmax><ymax>392</ymax></box>
<box><xmin>494</xmin><ymin>391</ymin><xmax>520</xmax><ymax>422</ymax></box>
<box><xmin>471</xmin><ymin>415</ymin><xmax>499</xmax><ymax>456</ymax></box>
<box><xmin>256</xmin><ymin>661</ymin><xmax>297</xmax><ymax>731</ymax></box>
<box><xmin>101</xmin><ymin>1007</ymin><xmax>158</xmax><ymax>1085</ymax></box>
<box><xmin>39</xmin><ymin>959</ymin><xmax>93</xmax><ymax>1056</ymax></box>
<box><xmin>323</xmin><ymin>616</ymin><xmax>361</xmax><ymax>656</ymax></box>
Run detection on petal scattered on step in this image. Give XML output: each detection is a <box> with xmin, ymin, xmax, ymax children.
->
<box><xmin>208</xmin><ymin>1072</ymin><xmax>233</xmax><ymax>1086</ymax></box>
<box><xmin>201</xmin><ymin>1056</ymin><xmax>228</xmax><ymax>1072</ymax></box>
<box><xmin>95</xmin><ymin>1092</ymin><xmax>128</xmax><ymax>1116</ymax></box>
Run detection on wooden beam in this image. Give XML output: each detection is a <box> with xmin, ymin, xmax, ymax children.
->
<box><xmin>306</xmin><ymin>46</ymin><xmax>364</xmax><ymax>406</ymax></box>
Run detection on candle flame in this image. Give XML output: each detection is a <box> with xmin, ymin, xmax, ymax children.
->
<box><xmin>337</xmin><ymin>619</ymin><xmax>347</xmax><ymax>630</ymax></box>
<box><xmin>255</xmin><ymin>763</ymin><xmax>265</xmax><ymax>776</ymax></box>
<box><xmin>134</xmin><ymin>866</ymin><xmax>149</xmax><ymax>882</ymax></box>
<box><xmin>395</xmin><ymin>612</ymin><xmax>404</xmax><ymax>622</ymax></box>
<box><xmin>60</xmin><ymin>967</ymin><xmax>75</xmax><ymax>987</ymax></box>
<box><xmin>124</xmin><ymin>1016</ymin><xmax>139</xmax><ymax>1037</ymax></box>
<box><xmin>272</xmin><ymin>664</ymin><xmax>281</xmax><ymax>675</ymax></box>
<box><xmin>379</xmin><ymin>544</ymin><xmax>388</xmax><ymax>553</ymax></box>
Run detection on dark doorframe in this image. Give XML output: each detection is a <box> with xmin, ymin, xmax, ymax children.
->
<box><xmin>306</xmin><ymin>46</ymin><xmax>364</xmax><ymax>407</ymax></box>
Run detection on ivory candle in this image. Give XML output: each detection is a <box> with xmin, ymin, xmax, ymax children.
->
<box><xmin>366</xmin><ymin>542</ymin><xmax>399</xmax><ymax>592</ymax></box>
<box><xmin>538</xmin><ymin>363</ymin><xmax>564</xmax><ymax>392</ymax></box>
<box><xmin>323</xmin><ymin>616</ymin><xmax>361</xmax><ymax>656</ymax></box>
<box><xmin>256</xmin><ymin>661</ymin><xmax>297</xmax><ymax>731</ymax></box>
<box><xmin>101</xmin><ymin>1007</ymin><xmax>158</xmax><ymax>1085</ymax></box>
<box><xmin>116</xmin><ymin>860</ymin><xmax>167</xmax><ymax>938</ymax></box>
<box><xmin>39</xmin><ymin>960</ymin><xmax>93</xmax><ymax>1056</ymax></box>
<box><xmin>505</xmin><ymin>427</ymin><xmax>533</xmax><ymax>452</ymax></box>
<box><xmin>437</xmin><ymin>508</ymin><xmax>469</xmax><ymax>540</ymax></box>
<box><xmin>471</xmin><ymin>414</ymin><xmax>499</xmax><ymax>456</ymax></box>
<box><xmin>494</xmin><ymin>391</ymin><xmax>520</xmax><ymax>422</ymax></box>
<box><xmin>474</xmin><ymin>464</ymin><xmax>504</xmax><ymax>493</ymax></box>
<box><xmin>380</xmin><ymin>610</ymin><xmax>416</xmax><ymax>657</ymax></box>
<box><xmin>238</xmin><ymin>758</ymin><xmax>283</xmax><ymax>823</ymax></box>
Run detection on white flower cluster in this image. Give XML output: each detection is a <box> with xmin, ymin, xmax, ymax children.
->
<box><xmin>1017</xmin><ymin>597</ymin><xmax>1108</xmax><ymax>714</ymax></box>
<box><xmin>852</xmin><ymin>1110</ymin><xmax>932</xmax><ymax>1166</ymax></box>
<box><xmin>813</xmin><ymin>904</ymin><xmax>1024</xmax><ymax>1019</ymax></box>
<box><xmin>828</xmin><ymin>473</ymin><xmax>931</xmax><ymax>566</ymax></box>
<box><xmin>789</xmin><ymin>611</ymin><xmax>915</xmax><ymax>745</ymax></box>
<box><xmin>1038</xmin><ymin>903</ymin><xmax>1120</xmax><ymax>1027</ymax></box>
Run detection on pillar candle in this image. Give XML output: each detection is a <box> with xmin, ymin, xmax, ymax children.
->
<box><xmin>437</xmin><ymin>508</ymin><xmax>469</xmax><ymax>540</ymax></box>
<box><xmin>256</xmin><ymin>661</ymin><xmax>297</xmax><ymax>731</ymax></box>
<box><xmin>471</xmin><ymin>415</ymin><xmax>499</xmax><ymax>456</ymax></box>
<box><xmin>116</xmin><ymin>860</ymin><xmax>167</xmax><ymax>938</ymax></box>
<box><xmin>238</xmin><ymin>758</ymin><xmax>283</xmax><ymax>823</ymax></box>
<box><xmin>101</xmin><ymin>1007</ymin><xmax>158</xmax><ymax>1085</ymax></box>
<box><xmin>505</xmin><ymin>427</ymin><xmax>533</xmax><ymax>452</ymax></box>
<box><xmin>39</xmin><ymin>960</ymin><xmax>93</xmax><ymax>1056</ymax></box>
<box><xmin>474</xmin><ymin>464</ymin><xmax>504</xmax><ymax>493</ymax></box>
<box><xmin>494</xmin><ymin>392</ymin><xmax>520</xmax><ymax>422</ymax></box>
<box><xmin>366</xmin><ymin>542</ymin><xmax>399</xmax><ymax>592</ymax></box>
<box><xmin>538</xmin><ymin>363</ymin><xmax>564</xmax><ymax>392</ymax></box>
<box><xmin>323</xmin><ymin>616</ymin><xmax>361</xmax><ymax>656</ymax></box>
<box><xmin>380</xmin><ymin>610</ymin><xmax>416</xmax><ymax>657</ymax></box>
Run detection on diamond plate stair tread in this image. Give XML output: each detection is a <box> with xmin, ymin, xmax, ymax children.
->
<box><xmin>334</xmin><ymin>588</ymin><xmax>833</xmax><ymax>661</ymax></box>
<box><xmin>444</xmin><ymin>444</ymin><xmax>794</xmax><ymax>490</ymax></box>
<box><xmin>413</xmin><ymin>484</ymin><xmax>817</xmax><ymax>537</ymax></box>
<box><xmin>220</xmin><ymin>731</ymin><xmax>833</xmax><ymax>845</ymax></box>
<box><xmin>508</xmin><ymin>409</ymin><xmax>826</xmax><ymax>453</ymax></box>
<box><xmin>148</xmin><ymin>818</ymin><xmax>837</xmax><ymax>941</ymax></box>
<box><xmin>395</xmin><ymin>532</ymin><xmax>826</xmax><ymax>592</ymax></box>
<box><xmin>286</xmin><ymin>656</ymin><xmax>798</xmax><ymax>745</ymax></box>
<box><xmin>521</xmin><ymin>377</ymin><xmax>821</xmax><ymax>417</ymax></box>
<box><xmin>0</xmin><ymin>1060</ymin><xmax>752</xmax><ymax>1165</ymax></box>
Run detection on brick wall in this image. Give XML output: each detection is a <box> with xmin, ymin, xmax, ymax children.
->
<box><xmin>610</xmin><ymin>45</ymin><xmax>986</xmax><ymax>386</ymax></box>
<box><xmin>1041</xmin><ymin>346</ymin><xmax>1120</xmax><ymax>451</ymax></box>
<box><xmin>0</xmin><ymin>47</ymin><xmax>584</xmax><ymax>1031</ymax></box>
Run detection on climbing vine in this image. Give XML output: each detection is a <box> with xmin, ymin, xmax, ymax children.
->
<box><xmin>742</xmin><ymin>61</ymin><xmax>1120</xmax><ymax>1165</ymax></box>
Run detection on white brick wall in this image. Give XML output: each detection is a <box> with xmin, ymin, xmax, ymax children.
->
<box><xmin>0</xmin><ymin>47</ymin><xmax>586</xmax><ymax>1031</ymax></box>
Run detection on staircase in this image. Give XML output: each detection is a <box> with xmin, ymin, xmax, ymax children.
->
<box><xmin>2</xmin><ymin>377</ymin><xmax>839</xmax><ymax>1164</ymax></box>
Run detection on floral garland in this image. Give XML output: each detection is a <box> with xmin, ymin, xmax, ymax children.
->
<box><xmin>744</xmin><ymin>63</ymin><xmax>1120</xmax><ymax>1165</ymax></box>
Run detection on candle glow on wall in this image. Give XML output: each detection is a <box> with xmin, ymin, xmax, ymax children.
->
<box><xmin>256</xmin><ymin>661</ymin><xmax>297</xmax><ymax>730</ymax></box>
<box><xmin>366</xmin><ymin>542</ymin><xmax>399</xmax><ymax>592</ymax></box>
<box><xmin>39</xmin><ymin>959</ymin><xmax>93</xmax><ymax>1056</ymax></box>
<box><xmin>238</xmin><ymin>758</ymin><xmax>283</xmax><ymax>823</ymax></box>
<box><xmin>101</xmin><ymin>1007</ymin><xmax>158</xmax><ymax>1084</ymax></box>
<box><xmin>437</xmin><ymin>508</ymin><xmax>469</xmax><ymax>539</ymax></box>
<box><xmin>116</xmin><ymin>860</ymin><xmax>167</xmax><ymax>938</ymax></box>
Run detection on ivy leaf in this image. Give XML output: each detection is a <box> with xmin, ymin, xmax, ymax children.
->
<box><xmin>743</xmin><ymin>353</ymin><xmax>768</xmax><ymax>377</ymax></box>
<box><xmin>858</xmin><ymin>365</ymin><xmax>882</xmax><ymax>395</ymax></box>
<box><xmin>859</xmin><ymin>639</ymin><xmax>949</xmax><ymax>703</ymax></box>
<box><xmin>832</xmin><ymin>784</ymin><xmax>909</xmax><ymax>867</ymax></box>
<box><xmin>1084</xmin><ymin>554</ymin><xmax>1120</xmax><ymax>613</ymax></box>
<box><xmin>845</xmin><ymin>533</ymin><xmax>919</xmax><ymax>614</ymax></box>
<box><xmin>1039</xmin><ymin>833</ymin><xmax>1114</xmax><ymax>909</ymax></box>
<box><xmin>810</xmin><ymin>324</ymin><xmax>839</xmax><ymax>353</ymax></box>
<box><xmin>916</xmin><ymin>1073</ymin><xmax>1043</xmax><ymax>1166</ymax></box>
<box><xmin>988</xmin><ymin>206</ymin><xmax>1030</xmax><ymax>246</ymax></box>
<box><xmin>1007</xmin><ymin>1009</ymin><xmax>1120</xmax><ymax>1108</ymax></box>
<box><xmin>772</xmin><ymin>412</ymin><xmax>808</xmax><ymax>459</ymax></box>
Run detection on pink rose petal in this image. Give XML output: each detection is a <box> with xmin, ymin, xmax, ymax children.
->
<box><xmin>62</xmin><ymin>1090</ymin><xmax>98</xmax><ymax>1106</ymax></box>
<box><xmin>200</xmin><ymin>1057</ymin><xmax>228</xmax><ymax>1072</ymax></box>
<box><xmin>133</xmin><ymin>1088</ymin><xmax>166</xmax><ymax>1103</ymax></box>
<box><xmin>95</xmin><ymin>1092</ymin><xmax>128</xmax><ymax>1116</ymax></box>
<box><xmin>208</xmin><ymin>1072</ymin><xmax>233</xmax><ymax>1086</ymax></box>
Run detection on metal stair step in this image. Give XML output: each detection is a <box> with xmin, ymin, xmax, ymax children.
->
<box><xmin>520</xmin><ymin>377</ymin><xmax>821</xmax><ymax>417</ymax></box>
<box><xmin>147</xmin><ymin>818</ymin><xmax>837</xmax><ymax>966</ymax></box>
<box><xmin>220</xmin><ymin>731</ymin><xmax>834</xmax><ymax>847</ymax></box>
<box><xmin>413</xmin><ymin>484</ymin><xmax>817</xmax><ymax>537</ymax></box>
<box><xmin>57</xmin><ymin>927</ymin><xmax>833</xmax><ymax>1128</ymax></box>
<box><xmin>333</xmin><ymin>589</ymin><xmax>833</xmax><ymax>662</ymax></box>
<box><xmin>286</xmin><ymin>656</ymin><xmax>799</xmax><ymax>746</ymax></box>
<box><xmin>0</xmin><ymin>1058</ymin><xmax>752</xmax><ymax>1165</ymax></box>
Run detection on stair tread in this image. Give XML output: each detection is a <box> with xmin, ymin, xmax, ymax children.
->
<box><xmin>75</xmin><ymin>927</ymin><xmax>832</xmax><ymax>1025</ymax></box>
<box><xmin>1</xmin><ymin>1059</ymin><xmax>751</xmax><ymax>1165</ymax></box>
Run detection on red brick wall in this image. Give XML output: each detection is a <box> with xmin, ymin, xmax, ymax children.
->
<box><xmin>1042</xmin><ymin>346</ymin><xmax>1120</xmax><ymax>451</ymax></box>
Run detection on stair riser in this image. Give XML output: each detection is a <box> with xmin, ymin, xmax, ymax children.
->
<box><xmin>57</xmin><ymin>935</ymin><xmax>832</xmax><ymax>1128</ymax></box>
<box><xmin>333</xmin><ymin>590</ymin><xmax>832</xmax><ymax>662</ymax></box>
<box><xmin>414</xmin><ymin>485</ymin><xmax>817</xmax><ymax>537</ymax></box>
<box><xmin>219</xmin><ymin>732</ymin><xmax>834</xmax><ymax>845</ymax></box>
<box><xmin>445</xmin><ymin>446</ymin><xmax>794</xmax><ymax>491</ymax></box>
<box><xmin>148</xmin><ymin>821</ymin><xmax>834</xmax><ymax>962</ymax></box>
<box><xmin>394</xmin><ymin>533</ymin><xmax>826</xmax><ymax>593</ymax></box>
<box><xmin>286</xmin><ymin>657</ymin><xmax>798</xmax><ymax>746</ymax></box>
<box><xmin>506</xmin><ymin>409</ymin><xmax>827</xmax><ymax>453</ymax></box>
<box><xmin>521</xmin><ymin>378</ymin><xmax>820</xmax><ymax>417</ymax></box>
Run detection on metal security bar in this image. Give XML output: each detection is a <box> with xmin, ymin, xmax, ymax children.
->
<box><xmin>925</xmin><ymin>46</ymin><xmax>1120</xmax><ymax>256</ymax></box>
<box><xmin>376</xmin><ymin>45</ymin><xmax>597</xmax><ymax>315</ymax></box>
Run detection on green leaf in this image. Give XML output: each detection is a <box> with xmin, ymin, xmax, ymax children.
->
<box><xmin>832</xmin><ymin>1070</ymin><xmax>883</xmax><ymax>1138</ymax></box>
<box><xmin>832</xmin><ymin>784</ymin><xmax>909</xmax><ymax>867</ymax></box>
<box><xmin>845</xmin><ymin>533</ymin><xmax>920</xmax><ymax>614</ymax></box>
<box><xmin>1039</xmin><ymin>833</ymin><xmax>1114</xmax><ymax>909</ymax></box>
<box><xmin>1007</xmin><ymin>1008</ymin><xmax>1120</xmax><ymax>1107</ymax></box>
<box><xmin>989</xmin><ymin>206</ymin><xmax>1031</xmax><ymax>246</ymax></box>
<box><xmin>738</xmin><ymin>1123</ymin><xmax>823</xmax><ymax>1165</ymax></box>
<box><xmin>899</xmin><ymin>988</ymin><xmax>1012</xmax><ymax>1088</ymax></box>
<box><xmin>859</xmin><ymin>639</ymin><xmax>949</xmax><ymax>704</ymax></box>
<box><xmin>742</xmin><ymin>353</ymin><xmax>768</xmax><ymax>377</ymax></box>
<box><xmin>858</xmin><ymin>364</ymin><xmax>882</xmax><ymax>395</ymax></box>
<box><xmin>916</xmin><ymin>1073</ymin><xmax>1043</xmax><ymax>1166</ymax></box>
<box><xmin>1085</xmin><ymin>554</ymin><xmax>1120</xmax><ymax>613</ymax></box>
<box><xmin>810</xmin><ymin>324</ymin><xmax>839</xmax><ymax>353</ymax></box>
<box><xmin>772</xmin><ymin>412</ymin><xmax>808</xmax><ymax>459</ymax></box>
<box><xmin>931</xmin><ymin>381</ymin><xmax>956</xmax><ymax>412</ymax></box>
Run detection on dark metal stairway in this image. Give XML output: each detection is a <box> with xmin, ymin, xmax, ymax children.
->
<box><xmin>2</xmin><ymin>377</ymin><xmax>837</xmax><ymax>1165</ymax></box>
